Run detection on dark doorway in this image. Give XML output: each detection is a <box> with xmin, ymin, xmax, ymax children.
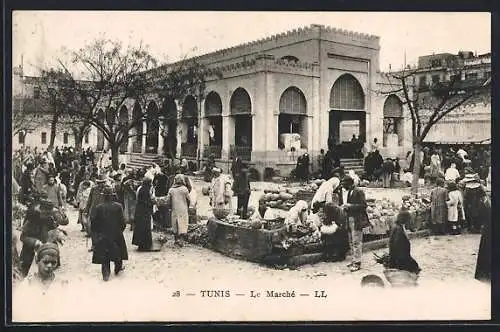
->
<box><xmin>329</xmin><ymin>110</ymin><xmax>366</xmax><ymax>158</ymax></box>
<box><xmin>146</xmin><ymin>102</ymin><xmax>159</xmax><ymax>154</ymax></box>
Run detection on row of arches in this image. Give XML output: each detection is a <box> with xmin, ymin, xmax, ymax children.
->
<box><xmin>94</xmin><ymin>74</ymin><xmax>404</xmax><ymax>159</ymax></box>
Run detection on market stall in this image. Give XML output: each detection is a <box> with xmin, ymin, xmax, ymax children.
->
<box><xmin>187</xmin><ymin>180</ymin><xmax>432</xmax><ymax>267</ymax></box>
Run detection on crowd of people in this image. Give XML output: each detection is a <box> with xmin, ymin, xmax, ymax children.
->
<box><xmin>12</xmin><ymin>145</ymin><xmax>199</xmax><ymax>283</ymax></box>
<box><xmin>11</xmin><ymin>139</ymin><xmax>490</xmax><ymax>288</ymax></box>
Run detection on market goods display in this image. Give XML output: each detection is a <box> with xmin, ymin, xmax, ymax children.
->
<box><xmin>213</xmin><ymin>208</ymin><xmax>231</xmax><ymax>219</ymax></box>
<box><xmin>186</xmin><ymin>224</ymin><xmax>209</xmax><ymax>247</ymax></box>
<box><xmin>366</xmin><ymin>198</ymin><xmax>400</xmax><ymax>235</ymax></box>
<box><xmin>260</xmin><ymin>187</ymin><xmax>299</xmax><ymax>211</ymax></box>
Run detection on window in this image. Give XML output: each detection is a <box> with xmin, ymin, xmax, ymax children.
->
<box><xmin>419</xmin><ymin>76</ymin><xmax>427</xmax><ymax>87</ymax></box>
<box><xmin>63</xmin><ymin>133</ymin><xmax>69</xmax><ymax>144</ymax></box>
<box><xmin>41</xmin><ymin>132</ymin><xmax>47</xmax><ymax>144</ymax></box>
<box><xmin>18</xmin><ymin>132</ymin><xmax>25</xmax><ymax>144</ymax></box>
<box><xmin>84</xmin><ymin>132</ymin><xmax>89</xmax><ymax>143</ymax></box>
<box><xmin>431</xmin><ymin>75</ymin><xmax>440</xmax><ymax>84</ymax></box>
<box><xmin>431</xmin><ymin>59</ymin><xmax>441</xmax><ymax>67</ymax></box>
<box><xmin>465</xmin><ymin>72</ymin><xmax>478</xmax><ymax>80</ymax></box>
<box><xmin>33</xmin><ymin>86</ymin><xmax>41</xmax><ymax>99</ymax></box>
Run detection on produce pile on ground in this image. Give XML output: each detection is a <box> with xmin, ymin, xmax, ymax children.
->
<box><xmin>185</xmin><ymin>224</ymin><xmax>210</xmax><ymax>247</ymax></box>
<box><xmin>366</xmin><ymin>198</ymin><xmax>401</xmax><ymax>235</ymax></box>
<box><xmin>401</xmin><ymin>194</ymin><xmax>431</xmax><ymax>213</ymax></box>
<box><xmin>282</xmin><ymin>232</ymin><xmax>321</xmax><ymax>248</ymax></box>
<box><xmin>365</xmin><ymin>194</ymin><xmax>431</xmax><ymax>235</ymax></box>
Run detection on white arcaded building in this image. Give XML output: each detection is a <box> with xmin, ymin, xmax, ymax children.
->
<box><xmin>13</xmin><ymin>24</ymin><xmax>490</xmax><ymax>176</ymax></box>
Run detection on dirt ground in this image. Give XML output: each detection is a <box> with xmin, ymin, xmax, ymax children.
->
<box><xmin>11</xmin><ymin>177</ymin><xmax>490</xmax><ymax>322</ymax></box>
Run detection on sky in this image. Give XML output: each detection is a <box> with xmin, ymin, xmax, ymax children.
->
<box><xmin>12</xmin><ymin>11</ymin><xmax>491</xmax><ymax>76</ymax></box>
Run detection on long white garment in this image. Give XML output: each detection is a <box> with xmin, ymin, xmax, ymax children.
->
<box><xmin>445</xmin><ymin>166</ymin><xmax>460</xmax><ymax>182</ymax></box>
<box><xmin>311</xmin><ymin>177</ymin><xmax>340</xmax><ymax>206</ymax></box>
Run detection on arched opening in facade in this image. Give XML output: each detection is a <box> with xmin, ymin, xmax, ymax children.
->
<box><xmin>131</xmin><ymin>102</ymin><xmax>143</xmax><ymax>153</ymax></box>
<box><xmin>328</xmin><ymin>74</ymin><xmax>366</xmax><ymax>158</ymax></box>
<box><xmin>180</xmin><ymin>95</ymin><xmax>198</xmax><ymax>158</ymax></box>
<box><xmin>278</xmin><ymin>87</ymin><xmax>308</xmax><ymax>150</ymax></box>
<box><xmin>106</xmin><ymin>107</ymin><xmax>117</xmax><ymax>128</ymax></box>
<box><xmin>145</xmin><ymin>101</ymin><xmax>159</xmax><ymax>154</ymax></box>
<box><xmin>230</xmin><ymin>88</ymin><xmax>252</xmax><ymax>161</ymax></box>
<box><xmin>383</xmin><ymin>95</ymin><xmax>404</xmax><ymax>148</ymax></box>
<box><xmin>118</xmin><ymin>105</ymin><xmax>129</xmax><ymax>153</ymax></box>
<box><xmin>280</xmin><ymin>55</ymin><xmax>300</xmax><ymax>63</ymax></box>
<box><xmin>96</xmin><ymin>109</ymin><xmax>105</xmax><ymax>151</ymax></box>
<box><xmin>204</xmin><ymin>91</ymin><xmax>223</xmax><ymax>159</ymax></box>
<box><xmin>160</xmin><ymin>97</ymin><xmax>178</xmax><ymax>158</ymax></box>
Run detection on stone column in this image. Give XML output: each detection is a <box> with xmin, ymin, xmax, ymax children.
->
<box><xmin>157</xmin><ymin>120</ymin><xmax>164</xmax><ymax>156</ymax></box>
<box><xmin>126</xmin><ymin>132</ymin><xmax>133</xmax><ymax>153</ymax></box>
<box><xmin>221</xmin><ymin>115</ymin><xmax>233</xmax><ymax>160</ymax></box>
<box><xmin>141</xmin><ymin>122</ymin><xmax>147</xmax><ymax>154</ymax></box>
<box><xmin>199</xmin><ymin>117</ymin><xmax>208</xmax><ymax>159</ymax></box>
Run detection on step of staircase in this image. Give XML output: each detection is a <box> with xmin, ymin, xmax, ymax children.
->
<box><xmin>127</xmin><ymin>154</ymin><xmax>162</xmax><ymax>169</ymax></box>
<box><xmin>340</xmin><ymin>158</ymin><xmax>364</xmax><ymax>175</ymax></box>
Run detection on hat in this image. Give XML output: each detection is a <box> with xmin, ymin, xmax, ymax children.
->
<box><xmin>36</xmin><ymin>243</ymin><xmax>60</xmax><ymax>262</ymax></box>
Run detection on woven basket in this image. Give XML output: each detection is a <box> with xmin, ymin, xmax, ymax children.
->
<box><xmin>383</xmin><ymin>269</ymin><xmax>419</xmax><ymax>287</ymax></box>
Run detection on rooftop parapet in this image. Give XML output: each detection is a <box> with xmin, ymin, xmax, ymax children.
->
<box><xmin>191</xmin><ymin>24</ymin><xmax>380</xmax><ymax>64</ymax></box>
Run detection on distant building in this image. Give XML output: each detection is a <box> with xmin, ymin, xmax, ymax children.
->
<box><xmin>412</xmin><ymin>51</ymin><xmax>491</xmax><ymax>145</ymax></box>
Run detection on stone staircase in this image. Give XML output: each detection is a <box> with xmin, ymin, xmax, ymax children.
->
<box><xmin>127</xmin><ymin>153</ymin><xmax>163</xmax><ymax>170</ymax></box>
<box><xmin>340</xmin><ymin>158</ymin><xmax>364</xmax><ymax>175</ymax></box>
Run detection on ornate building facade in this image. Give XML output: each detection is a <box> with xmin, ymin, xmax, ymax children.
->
<box><xmin>13</xmin><ymin>24</ymin><xmax>489</xmax><ymax>175</ymax></box>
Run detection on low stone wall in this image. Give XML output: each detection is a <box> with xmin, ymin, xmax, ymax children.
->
<box><xmin>206</xmin><ymin>218</ymin><xmax>287</xmax><ymax>262</ymax></box>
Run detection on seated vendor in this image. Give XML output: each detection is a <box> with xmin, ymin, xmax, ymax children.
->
<box><xmin>388</xmin><ymin>209</ymin><xmax>421</xmax><ymax>275</ymax></box>
<box><xmin>320</xmin><ymin>202</ymin><xmax>349</xmax><ymax>262</ymax></box>
<box><xmin>284</xmin><ymin>200</ymin><xmax>309</xmax><ymax>231</ymax></box>
<box><xmin>311</xmin><ymin>171</ymin><xmax>342</xmax><ymax>221</ymax></box>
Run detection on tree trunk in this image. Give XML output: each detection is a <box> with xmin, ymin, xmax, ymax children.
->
<box><xmin>49</xmin><ymin>114</ymin><xmax>59</xmax><ymax>149</ymax></box>
<box><xmin>411</xmin><ymin>142</ymin><xmax>422</xmax><ymax>194</ymax></box>
<box><xmin>110</xmin><ymin>143</ymin><xmax>120</xmax><ymax>170</ymax></box>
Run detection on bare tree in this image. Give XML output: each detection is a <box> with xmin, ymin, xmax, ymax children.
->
<box><xmin>49</xmin><ymin>38</ymin><xmax>211</xmax><ymax>169</ymax></box>
<box><xmin>381</xmin><ymin>67</ymin><xmax>490</xmax><ymax>193</ymax></box>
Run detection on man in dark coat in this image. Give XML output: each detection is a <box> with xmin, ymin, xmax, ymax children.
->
<box><xmin>475</xmin><ymin>192</ymin><xmax>491</xmax><ymax>282</ymax></box>
<box><xmin>153</xmin><ymin>167</ymin><xmax>170</xmax><ymax>228</ymax></box>
<box><xmin>90</xmin><ymin>186</ymin><xmax>128</xmax><ymax>281</ymax></box>
<box><xmin>84</xmin><ymin>174</ymin><xmax>110</xmax><ymax>251</ymax></box>
<box><xmin>20</xmin><ymin>163</ymin><xmax>35</xmax><ymax>204</ymax></box>
<box><xmin>232</xmin><ymin>168</ymin><xmax>251</xmax><ymax>219</ymax></box>
<box><xmin>340</xmin><ymin>175</ymin><xmax>370</xmax><ymax>272</ymax></box>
